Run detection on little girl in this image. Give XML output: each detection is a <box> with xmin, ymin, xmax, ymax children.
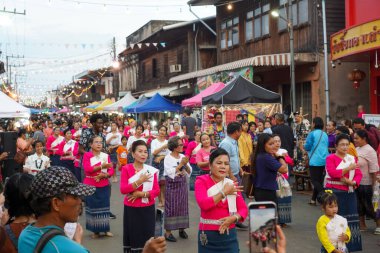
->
<box><xmin>316</xmin><ymin>191</ymin><xmax>351</xmax><ymax>253</ymax></box>
<box><xmin>116</xmin><ymin>136</ymin><xmax>128</xmax><ymax>171</ymax></box>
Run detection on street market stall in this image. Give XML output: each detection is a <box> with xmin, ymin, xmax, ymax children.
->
<box><xmin>123</xmin><ymin>95</ymin><xmax>148</xmax><ymax>113</ymax></box>
<box><xmin>201</xmin><ymin>76</ymin><xmax>282</xmax><ymax>128</ymax></box>
<box><xmin>181</xmin><ymin>82</ymin><xmax>225</xmax><ymax>108</ymax></box>
<box><xmin>57</xmin><ymin>107</ymin><xmax>71</xmax><ymax>114</ymax></box>
<box><xmin>83</xmin><ymin>102</ymin><xmax>100</xmax><ymax>112</ymax></box>
<box><xmin>0</xmin><ymin>91</ymin><xmax>31</xmax><ymax>118</ymax></box>
<box><xmin>94</xmin><ymin>99</ymin><xmax>113</xmax><ymax>111</ymax></box>
<box><xmin>103</xmin><ymin>92</ymin><xmax>137</xmax><ymax>112</ymax></box>
<box><xmin>125</xmin><ymin>93</ymin><xmax>181</xmax><ymax>113</ymax></box>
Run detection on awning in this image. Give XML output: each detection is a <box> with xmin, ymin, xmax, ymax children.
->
<box><xmin>134</xmin><ymin>84</ymin><xmax>190</xmax><ymax>98</ymax></box>
<box><xmin>169</xmin><ymin>53</ymin><xmax>317</xmax><ymax>83</ymax></box>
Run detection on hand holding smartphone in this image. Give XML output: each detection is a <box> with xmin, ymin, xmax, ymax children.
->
<box><xmin>249</xmin><ymin>201</ymin><xmax>278</xmax><ymax>253</ymax></box>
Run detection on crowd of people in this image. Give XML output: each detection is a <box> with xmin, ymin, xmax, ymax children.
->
<box><xmin>0</xmin><ymin>104</ymin><xmax>379</xmax><ymax>253</ymax></box>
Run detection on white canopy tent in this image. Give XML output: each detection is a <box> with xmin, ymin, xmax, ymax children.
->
<box><xmin>0</xmin><ymin>91</ymin><xmax>30</xmax><ymax>118</ymax></box>
<box><xmin>103</xmin><ymin>92</ymin><xmax>137</xmax><ymax>112</ymax></box>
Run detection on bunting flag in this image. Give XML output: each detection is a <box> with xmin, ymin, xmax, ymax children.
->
<box><xmin>152</xmin><ymin>43</ymin><xmax>158</xmax><ymax>47</ymax></box>
<box><xmin>137</xmin><ymin>43</ymin><xmax>142</xmax><ymax>49</ymax></box>
<box><xmin>130</xmin><ymin>43</ymin><xmax>135</xmax><ymax>49</ymax></box>
<box><xmin>128</xmin><ymin>42</ymin><xmax>167</xmax><ymax>50</ymax></box>
<box><xmin>145</xmin><ymin>43</ymin><xmax>150</xmax><ymax>47</ymax></box>
<box><xmin>160</xmin><ymin>42</ymin><xmax>166</xmax><ymax>47</ymax></box>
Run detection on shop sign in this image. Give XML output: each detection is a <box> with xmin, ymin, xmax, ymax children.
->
<box><xmin>331</xmin><ymin>19</ymin><xmax>380</xmax><ymax>60</ymax></box>
<box><xmin>363</xmin><ymin>114</ymin><xmax>380</xmax><ymax>127</ymax></box>
<box><xmin>196</xmin><ymin>66</ymin><xmax>253</xmax><ymax>93</ymax></box>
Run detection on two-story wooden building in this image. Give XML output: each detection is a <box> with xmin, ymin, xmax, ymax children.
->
<box><xmin>118</xmin><ymin>17</ymin><xmax>217</xmax><ymax>102</ymax></box>
<box><xmin>169</xmin><ymin>0</ymin><xmax>366</xmax><ymax>120</ymax></box>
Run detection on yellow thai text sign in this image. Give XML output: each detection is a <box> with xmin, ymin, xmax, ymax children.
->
<box><xmin>330</xmin><ymin>19</ymin><xmax>380</xmax><ymax>60</ymax></box>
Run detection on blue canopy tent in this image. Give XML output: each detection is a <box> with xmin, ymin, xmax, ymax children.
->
<box><xmin>125</xmin><ymin>93</ymin><xmax>181</xmax><ymax>113</ymax></box>
<box><xmin>29</xmin><ymin>108</ymin><xmax>42</xmax><ymax>114</ymax></box>
<box><xmin>123</xmin><ymin>95</ymin><xmax>148</xmax><ymax>113</ymax></box>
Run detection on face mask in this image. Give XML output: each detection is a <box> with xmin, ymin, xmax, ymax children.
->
<box><xmin>124</xmin><ymin>121</ymin><xmax>128</xmax><ymax>125</ymax></box>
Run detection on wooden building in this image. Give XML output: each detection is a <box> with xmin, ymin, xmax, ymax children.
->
<box><xmin>118</xmin><ymin>17</ymin><xmax>217</xmax><ymax>101</ymax></box>
<box><xmin>170</xmin><ymin>0</ymin><xmax>360</xmax><ymax>120</ymax></box>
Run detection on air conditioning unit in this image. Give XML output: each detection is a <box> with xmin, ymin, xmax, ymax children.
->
<box><xmin>170</xmin><ymin>64</ymin><xmax>182</xmax><ymax>73</ymax></box>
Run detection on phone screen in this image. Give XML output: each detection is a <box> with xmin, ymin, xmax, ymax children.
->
<box><xmin>249</xmin><ymin>202</ymin><xmax>277</xmax><ymax>253</ymax></box>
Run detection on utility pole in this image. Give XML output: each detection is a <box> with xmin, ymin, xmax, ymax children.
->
<box><xmin>288</xmin><ymin>0</ymin><xmax>296</xmax><ymax>113</ymax></box>
<box><xmin>112</xmin><ymin>37</ymin><xmax>120</xmax><ymax>100</ymax></box>
<box><xmin>6</xmin><ymin>55</ymin><xmax>24</xmax><ymax>86</ymax></box>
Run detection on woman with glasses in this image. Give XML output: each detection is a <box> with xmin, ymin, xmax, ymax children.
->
<box><xmin>325</xmin><ymin>134</ymin><xmax>363</xmax><ymax>252</ymax></box>
<box><xmin>163</xmin><ymin>136</ymin><xmax>192</xmax><ymax>242</ymax></box>
<box><xmin>82</xmin><ymin>136</ymin><xmax>114</xmax><ymax>239</ymax></box>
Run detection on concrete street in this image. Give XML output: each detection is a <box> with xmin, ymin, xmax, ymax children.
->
<box><xmin>79</xmin><ymin>182</ymin><xmax>380</xmax><ymax>253</ymax></box>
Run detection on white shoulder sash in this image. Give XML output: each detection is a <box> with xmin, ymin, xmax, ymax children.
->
<box><xmin>128</xmin><ymin>165</ymin><xmax>159</xmax><ymax>203</ymax></box>
<box><xmin>207</xmin><ymin>178</ymin><xmax>237</xmax><ymax>214</ymax></box>
<box><xmin>51</xmin><ymin>136</ymin><xmax>64</xmax><ymax>148</ymax></box>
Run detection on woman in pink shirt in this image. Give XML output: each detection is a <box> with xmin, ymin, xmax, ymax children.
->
<box><xmin>185</xmin><ymin>130</ymin><xmax>202</xmax><ymax>191</ymax></box>
<box><xmin>196</xmin><ymin>133</ymin><xmax>216</xmax><ymax>174</ymax></box>
<box><xmin>195</xmin><ymin>148</ymin><xmax>247</xmax><ymax>253</ymax></box>
<box><xmin>325</xmin><ymin>134</ymin><xmax>363</xmax><ymax>252</ymax></box>
<box><xmin>120</xmin><ymin>140</ymin><xmax>159</xmax><ymax>252</ymax></box>
<box><xmin>45</xmin><ymin>127</ymin><xmax>64</xmax><ymax>166</ymax></box>
<box><xmin>170</xmin><ymin>122</ymin><xmax>188</xmax><ymax>152</ymax></box>
<box><xmin>57</xmin><ymin>129</ymin><xmax>81</xmax><ymax>182</ymax></box>
<box><xmin>82</xmin><ymin>136</ymin><xmax>114</xmax><ymax>239</ymax></box>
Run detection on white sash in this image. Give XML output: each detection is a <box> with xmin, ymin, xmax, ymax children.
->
<box><xmin>73</xmin><ymin>129</ymin><xmax>82</xmax><ymax>137</ymax></box>
<box><xmin>192</xmin><ymin>143</ymin><xmax>202</xmax><ymax>156</ymax></box>
<box><xmin>90</xmin><ymin>152</ymin><xmax>109</xmax><ymax>173</ymax></box>
<box><xmin>51</xmin><ymin>136</ymin><xmax>64</xmax><ymax>149</ymax></box>
<box><xmin>326</xmin><ymin>215</ymin><xmax>348</xmax><ymax>251</ymax></box>
<box><xmin>207</xmin><ymin>178</ymin><xmax>237</xmax><ymax>214</ymax></box>
<box><xmin>336</xmin><ymin>154</ymin><xmax>355</xmax><ymax>192</ymax></box>
<box><xmin>128</xmin><ymin>165</ymin><xmax>159</xmax><ymax>203</ymax></box>
<box><xmin>63</xmin><ymin>140</ymin><xmax>76</xmax><ymax>153</ymax></box>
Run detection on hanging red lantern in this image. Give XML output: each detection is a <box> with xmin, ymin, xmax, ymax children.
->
<box><xmin>348</xmin><ymin>69</ymin><xmax>366</xmax><ymax>89</ymax></box>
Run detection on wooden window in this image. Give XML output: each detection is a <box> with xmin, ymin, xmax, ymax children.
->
<box><xmin>141</xmin><ymin>62</ymin><xmax>146</xmax><ymax>82</ymax></box>
<box><xmin>152</xmin><ymin>58</ymin><xmax>157</xmax><ymax>78</ymax></box>
<box><xmin>253</xmin><ymin>3</ymin><xmax>270</xmax><ymax>39</ymax></box>
<box><xmin>220</xmin><ymin>16</ymin><xmax>239</xmax><ymax>49</ymax></box>
<box><xmin>163</xmin><ymin>54</ymin><xmax>168</xmax><ymax>77</ymax></box>
<box><xmin>246</xmin><ymin>11</ymin><xmax>254</xmax><ymax>41</ymax></box>
<box><xmin>278</xmin><ymin>0</ymin><xmax>309</xmax><ymax>31</ymax></box>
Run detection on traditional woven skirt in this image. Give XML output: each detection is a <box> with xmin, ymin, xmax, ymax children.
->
<box><xmin>164</xmin><ymin>175</ymin><xmax>189</xmax><ymax>230</ymax></box>
<box><xmin>59</xmin><ymin>159</ymin><xmax>81</xmax><ymax>182</ymax></box>
<box><xmin>277</xmin><ymin>196</ymin><xmax>292</xmax><ymax>224</ymax></box>
<box><xmin>123</xmin><ymin>205</ymin><xmax>155</xmax><ymax>253</ymax></box>
<box><xmin>198</xmin><ymin>228</ymin><xmax>239</xmax><ymax>253</ymax></box>
<box><xmin>50</xmin><ymin>154</ymin><xmax>60</xmax><ymax>166</ymax></box>
<box><xmin>85</xmin><ymin>185</ymin><xmax>111</xmax><ymax>233</ymax></box>
<box><xmin>331</xmin><ymin>189</ymin><xmax>362</xmax><ymax>252</ymax></box>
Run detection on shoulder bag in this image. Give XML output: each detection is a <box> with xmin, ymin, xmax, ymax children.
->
<box><xmin>305</xmin><ymin>131</ymin><xmax>323</xmax><ymax>168</ymax></box>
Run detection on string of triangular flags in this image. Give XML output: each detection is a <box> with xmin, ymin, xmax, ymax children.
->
<box><xmin>129</xmin><ymin>42</ymin><xmax>167</xmax><ymax>50</ymax></box>
<box><xmin>0</xmin><ymin>42</ymin><xmax>112</xmax><ymax>49</ymax></box>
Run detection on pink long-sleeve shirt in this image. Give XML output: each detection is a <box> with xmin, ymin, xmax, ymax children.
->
<box><xmin>57</xmin><ymin>139</ymin><xmax>80</xmax><ymax>166</ymax></box>
<box><xmin>325</xmin><ymin>154</ymin><xmax>363</xmax><ymax>191</ymax></box>
<box><xmin>120</xmin><ymin>163</ymin><xmax>160</xmax><ymax>207</ymax></box>
<box><xmin>82</xmin><ymin>151</ymin><xmax>114</xmax><ymax>187</ymax></box>
<box><xmin>195</xmin><ymin>174</ymin><xmax>248</xmax><ymax>231</ymax></box>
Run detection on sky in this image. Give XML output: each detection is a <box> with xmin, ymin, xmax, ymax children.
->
<box><xmin>0</xmin><ymin>0</ymin><xmax>215</xmax><ymax>105</ymax></box>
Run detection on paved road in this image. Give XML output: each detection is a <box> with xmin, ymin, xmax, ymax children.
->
<box><xmin>79</xmin><ymin>182</ymin><xmax>380</xmax><ymax>253</ymax></box>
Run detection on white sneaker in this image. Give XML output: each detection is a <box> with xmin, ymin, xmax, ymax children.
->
<box><xmin>374</xmin><ymin>227</ymin><xmax>380</xmax><ymax>235</ymax></box>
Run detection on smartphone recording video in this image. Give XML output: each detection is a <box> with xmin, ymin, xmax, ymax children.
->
<box><xmin>249</xmin><ymin>202</ymin><xmax>277</xmax><ymax>253</ymax></box>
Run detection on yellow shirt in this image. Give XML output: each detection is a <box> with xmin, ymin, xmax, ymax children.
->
<box><xmin>316</xmin><ymin>215</ymin><xmax>351</xmax><ymax>253</ymax></box>
<box><xmin>349</xmin><ymin>143</ymin><xmax>358</xmax><ymax>158</ymax></box>
<box><xmin>238</xmin><ymin>132</ymin><xmax>253</xmax><ymax>167</ymax></box>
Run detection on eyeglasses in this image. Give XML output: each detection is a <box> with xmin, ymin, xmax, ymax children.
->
<box><xmin>177</xmin><ymin>144</ymin><xmax>184</xmax><ymax>147</ymax></box>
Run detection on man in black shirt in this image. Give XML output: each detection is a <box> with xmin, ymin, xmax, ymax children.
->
<box><xmin>181</xmin><ymin>108</ymin><xmax>197</xmax><ymax>141</ymax></box>
<box><xmin>272</xmin><ymin>113</ymin><xmax>295</xmax><ymax>158</ymax></box>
